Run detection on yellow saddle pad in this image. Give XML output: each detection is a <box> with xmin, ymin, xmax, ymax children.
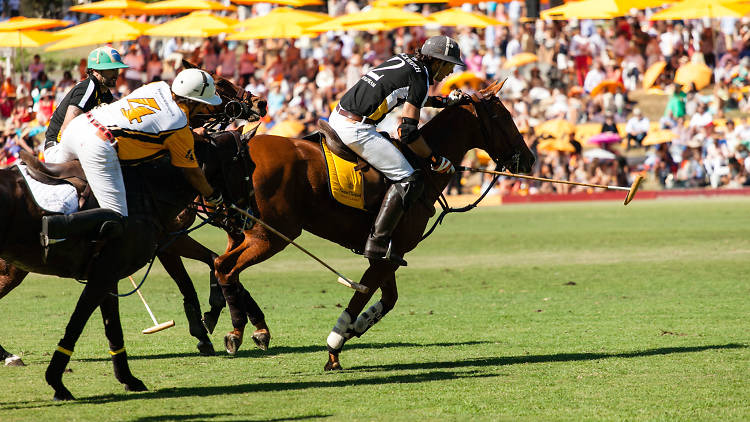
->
<box><xmin>321</xmin><ymin>140</ymin><xmax>365</xmax><ymax>210</ymax></box>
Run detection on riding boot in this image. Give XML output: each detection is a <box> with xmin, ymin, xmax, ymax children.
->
<box><xmin>41</xmin><ymin>208</ymin><xmax>125</xmax><ymax>247</ymax></box>
<box><xmin>363</xmin><ymin>185</ymin><xmax>407</xmax><ymax>266</ymax></box>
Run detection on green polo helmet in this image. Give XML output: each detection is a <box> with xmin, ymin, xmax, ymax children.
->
<box><xmin>87</xmin><ymin>47</ymin><xmax>129</xmax><ymax>71</ymax></box>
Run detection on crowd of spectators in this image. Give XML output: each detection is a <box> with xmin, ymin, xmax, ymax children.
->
<box><xmin>3</xmin><ymin>0</ymin><xmax>750</xmax><ymax>196</ymax></box>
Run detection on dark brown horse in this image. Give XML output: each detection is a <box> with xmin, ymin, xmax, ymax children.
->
<box><xmin>0</xmin><ymin>73</ymin><xmax>266</xmax><ymax>365</ymax></box>
<box><xmin>211</xmin><ymin>81</ymin><xmax>535</xmax><ymax>369</ymax></box>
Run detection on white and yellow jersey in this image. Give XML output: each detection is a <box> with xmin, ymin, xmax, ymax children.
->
<box><xmin>90</xmin><ymin>81</ymin><xmax>197</xmax><ymax>168</ymax></box>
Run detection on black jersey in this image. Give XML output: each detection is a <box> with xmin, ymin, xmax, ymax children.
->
<box><xmin>338</xmin><ymin>53</ymin><xmax>430</xmax><ymax>124</ymax></box>
<box><xmin>45</xmin><ymin>76</ymin><xmax>114</xmax><ymax>149</ymax></box>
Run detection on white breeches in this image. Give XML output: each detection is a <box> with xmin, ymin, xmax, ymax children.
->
<box><xmin>328</xmin><ymin>110</ymin><xmax>414</xmax><ymax>182</ymax></box>
<box><xmin>57</xmin><ymin>115</ymin><xmax>128</xmax><ymax>217</ymax></box>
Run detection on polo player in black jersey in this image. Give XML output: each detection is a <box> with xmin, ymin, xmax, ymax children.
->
<box><xmin>44</xmin><ymin>47</ymin><xmax>128</xmax><ymax>163</ymax></box>
<box><xmin>329</xmin><ymin>35</ymin><xmax>466</xmax><ymax>265</ymax></box>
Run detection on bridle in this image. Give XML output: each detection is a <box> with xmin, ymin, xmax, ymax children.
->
<box><xmin>421</xmin><ymin>94</ymin><xmax>521</xmax><ymax>240</ymax></box>
<box><xmin>194</xmin><ymin>78</ymin><xmax>264</xmax><ymax>133</ymax></box>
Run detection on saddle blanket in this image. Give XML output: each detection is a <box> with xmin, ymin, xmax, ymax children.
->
<box><xmin>321</xmin><ymin>140</ymin><xmax>365</xmax><ymax>211</ymax></box>
<box><xmin>16</xmin><ymin>163</ymin><xmax>79</xmax><ymax>215</ymax></box>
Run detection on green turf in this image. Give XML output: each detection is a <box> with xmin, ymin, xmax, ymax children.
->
<box><xmin>1</xmin><ymin>198</ymin><xmax>748</xmax><ymax>421</ymax></box>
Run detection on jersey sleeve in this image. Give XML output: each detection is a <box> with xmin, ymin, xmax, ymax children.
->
<box><xmin>406</xmin><ymin>70</ymin><xmax>429</xmax><ymax>108</ymax></box>
<box><xmin>163</xmin><ymin>126</ymin><xmax>198</xmax><ymax>168</ymax></box>
<box><xmin>67</xmin><ymin>79</ymin><xmax>100</xmax><ymax>111</ymax></box>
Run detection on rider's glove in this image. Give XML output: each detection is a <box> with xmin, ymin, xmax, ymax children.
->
<box><xmin>429</xmin><ymin>154</ymin><xmax>455</xmax><ymax>174</ymax></box>
<box><xmin>205</xmin><ymin>191</ymin><xmax>224</xmax><ymax>207</ymax></box>
<box><xmin>446</xmin><ymin>89</ymin><xmax>466</xmax><ymax>106</ymax></box>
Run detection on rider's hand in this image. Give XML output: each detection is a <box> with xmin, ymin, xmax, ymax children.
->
<box><xmin>204</xmin><ymin>191</ymin><xmax>224</xmax><ymax>207</ymax></box>
<box><xmin>446</xmin><ymin>89</ymin><xmax>466</xmax><ymax>106</ymax></box>
<box><xmin>429</xmin><ymin>154</ymin><xmax>455</xmax><ymax>174</ymax></box>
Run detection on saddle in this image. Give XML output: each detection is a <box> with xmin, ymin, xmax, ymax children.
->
<box><xmin>19</xmin><ymin>150</ymin><xmax>93</xmax><ymax>210</ymax></box>
<box><xmin>309</xmin><ymin>120</ymin><xmax>386</xmax><ymax>212</ymax></box>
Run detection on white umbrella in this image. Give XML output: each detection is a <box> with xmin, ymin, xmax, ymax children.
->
<box><xmin>583</xmin><ymin>148</ymin><xmax>617</xmax><ymax>160</ymax></box>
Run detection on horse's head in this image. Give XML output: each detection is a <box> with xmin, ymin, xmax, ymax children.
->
<box><xmin>468</xmin><ymin>80</ymin><xmax>535</xmax><ymax>174</ymax></box>
<box><xmin>181</xmin><ymin>60</ymin><xmax>267</xmax><ymax>129</ymax></box>
<box><xmin>195</xmin><ymin>131</ymin><xmax>254</xmax><ymax>215</ymax></box>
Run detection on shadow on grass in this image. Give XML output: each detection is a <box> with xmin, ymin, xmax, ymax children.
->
<box><xmin>75</xmin><ymin>340</ymin><xmax>494</xmax><ymax>362</ymax></box>
<box><xmin>1</xmin><ymin>370</ymin><xmax>495</xmax><ymax>409</ymax></box>
<box><xmin>130</xmin><ymin>413</ymin><xmax>329</xmax><ymax>422</ymax></box>
<box><xmin>348</xmin><ymin>343</ymin><xmax>748</xmax><ymax>372</ymax></box>
<box><xmin>4</xmin><ymin>343</ymin><xmax>743</xmax><ymax>411</ymax></box>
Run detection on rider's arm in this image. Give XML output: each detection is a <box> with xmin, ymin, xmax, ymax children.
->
<box><xmin>59</xmin><ymin>105</ymin><xmax>84</xmax><ymax>135</ymax></box>
<box><xmin>401</xmin><ymin>101</ymin><xmax>432</xmax><ymax>158</ymax></box>
<box><xmin>182</xmin><ymin>167</ymin><xmax>214</xmax><ymax>198</ymax></box>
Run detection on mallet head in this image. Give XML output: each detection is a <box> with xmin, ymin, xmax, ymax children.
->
<box><xmin>624</xmin><ymin>175</ymin><xmax>644</xmax><ymax>205</ymax></box>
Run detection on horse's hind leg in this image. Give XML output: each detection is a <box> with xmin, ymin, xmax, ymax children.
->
<box><xmin>325</xmin><ymin>262</ymin><xmax>398</xmax><ymax>371</ymax></box>
<box><xmin>158</xmin><ymin>251</ymin><xmax>215</xmax><ymax>356</ymax></box>
<box><xmin>162</xmin><ymin>235</ymin><xmax>225</xmax><ymax>334</ymax></box>
<box><xmin>100</xmin><ymin>288</ymin><xmax>147</xmax><ymax>392</ymax></box>
<box><xmin>45</xmin><ymin>280</ymin><xmax>114</xmax><ymax>401</ymax></box>
<box><xmin>0</xmin><ymin>260</ymin><xmax>28</xmax><ymax>366</ymax></box>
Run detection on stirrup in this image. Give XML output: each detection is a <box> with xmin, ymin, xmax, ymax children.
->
<box><xmin>364</xmin><ymin>239</ymin><xmax>407</xmax><ymax>267</ymax></box>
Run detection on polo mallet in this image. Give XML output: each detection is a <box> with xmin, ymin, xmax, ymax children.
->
<box><xmin>229</xmin><ymin>204</ymin><xmax>369</xmax><ymax>294</ymax></box>
<box><xmin>459</xmin><ymin>167</ymin><xmax>644</xmax><ymax>205</ymax></box>
<box><xmin>128</xmin><ymin>276</ymin><xmax>175</xmax><ymax>334</ymax></box>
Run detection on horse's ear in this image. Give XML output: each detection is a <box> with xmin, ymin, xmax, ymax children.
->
<box><xmin>241</xmin><ymin>123</ymin><xmax>259</xmax><ymax>143</ymax></box>
<box><xmin>182</xmin><ymin>60</ymin><xmax>199</xmax><ymax>70</ymax></box>
<box><xmin>494</xmin><ymin>79</ymin><xmax>507</xmax><ymax>95</ymax></box>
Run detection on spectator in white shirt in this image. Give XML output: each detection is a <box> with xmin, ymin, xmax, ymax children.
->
<box><xmin>583</xmin><ymin>61</ymin><xmax>605</xmax><ymax>93</ymax></box>
<box><xmin>689</xmin><ymin>102</ymin><xmax>713</xmax><ymax>129</ymax></box>
<box><xmin>625</xmin><ymin>108</ymin><xmax>650</xmax><ymax>149</ymax></box>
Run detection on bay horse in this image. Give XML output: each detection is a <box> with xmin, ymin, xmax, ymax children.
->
<box><xmin>0</xmin><ymin>72</ymin><xmax>266</xmax><ymax>364</ymax></box>
<box><xmin>0</xmin><ymin>142</ymin><xmax>256</xmax><ymax>399</ymax></box>
<box><xmin>212</xmin><ymin>81</ymin><xmax>535</xmax><ymax>369</ymax></box>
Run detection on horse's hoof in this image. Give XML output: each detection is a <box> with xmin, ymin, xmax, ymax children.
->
<box><xmin>124</xmin><ymin>378</ymin><xmax>148</xmax><ymax>392</ymax></box>
<box><xmin>197</xmin><ymin>340</ymin><xmax>216</xmax><ymax>356</ymax></box>
<box><xmin>224</xmin><ymin>331</ymin><xmax>242</xmax><ymax>355</ymax></box>
<box><xmin>251</xmin><ymin>329</ymin><xmax>270</xmax><ymax>351</ymax></box>
<box><xmin>4</xmin><ymin>355</ymin><xmax>25</xmax><ymax>366</ymax></box>
<box><xmin>202</xmin><ymin>311</ymin><xmax>219</xmax><ymax>334</ymax></box>
<box><xmin>52</xmin><ymin>387</ymin><xmax>75</xmax><ymax>401</ymax></box>
<box><xmin>324</xmin><ymin>360</ymin><xmax>343</xmax><ymax>371</ymax></box>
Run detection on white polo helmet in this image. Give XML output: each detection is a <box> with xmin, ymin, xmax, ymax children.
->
<box><xmin>171</xmin><ymin>69</ymin><xmax>222</xmax><ymax>106</ymax></box>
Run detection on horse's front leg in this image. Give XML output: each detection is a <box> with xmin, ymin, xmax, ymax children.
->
<box><xmin>0</xmin><ymin>260</ymin><xmax>28</xmax><ymax>366</ymax></box>
<box><xmin>157</xmin><ymin>251</ymin><xmax>215</xmax><ymax>356</ymax></box>
<box><xmin>45</xmin><ymin>279</ymin><xmax>114</xmax><ymax>401</ymax></box>
<box><xmin>100</xmin><ymin>287</ymin><xmax>147</xmax><ymax>392</ymax></box>
<box><xmin>325</xmin><ymin>261</ymin><xmax>399</xmax><ymax>371</ymax></box>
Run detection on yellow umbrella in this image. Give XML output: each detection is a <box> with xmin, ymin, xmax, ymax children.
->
<box><xmin>643</xmin><ymin>60</ymin><xmax>666</xmax><ymax>90</ymax></box>
<box><xmin>675</xmin><ymin>62</ymin><xmax>712</xmax><ymax>90</ymax></box>
<box><xmin>0</xmin><ymin>17</ymin><xmax>71</xmax><ymax>31</ymax></box>
<box><xmin>642</xmin><ymin>129</ymin><xmax>677</xmax><ymax>146</ymax></box>
<box><xmin>69</xmin><ymin>0</ymin><xmax>147</xmax><ymax>16</ymax></box>
<box><xmin>266</xmin><ymin>119</ymin><xmax>305</xmax><ymax>137</ymax></box>
<box><xmin>142</xmin><ymin>0</ymin><xmax>236</xmax><ymax>15</ymax></box>
<box><xmin>541</xmin><ymin>0</ymin><xmax>666</xmax><ymax>20</ymax></box>
<box><xmin>146</xmin><ymin>11</ymin><xmax>238</xmax><ymax>37</ymax></box>
<box><xmin>380</xmin><ymin>0</ymin><xmax>447</xmax><ymax>4</ymax></box>
<box><xmin>538</xmin><ymin>139</ymin><xmax>576</xmax><ymax>153</ymax></box>
<box><xmin>342</xmin><ymin>20</ymin><xmax>424</xmax><ymax>31</ymax></box>
<box><xmin>229</xmin><ymin>22</ymin><xmax>316</xmax><ymax>40</ymax></box>
<box><xmin>536</xmin><ymin>118</ymin><xmax>575</xmax><ymax>140</ymax></box>
<box><xmin>0</xmin><ymin>30</ymin><xmax>65</xmax><ymax>47</ymax></box>
<box><xmin>503</xmin><ymin>52</ymin><xmax>537</xmax><ymax>69</ymax></box>
<box><xmin>650</xmin><ymin>0</ymin><xmax>750</xmax><ymax>20</ymax></box>
<box><xmin>306</xmin><ymin>6</ymin><xmax>431</xmax><ymax>32</ymax></box>
<box><xmin>590</xmin><ymin>80</ymin><xmax>625</xmax><ymax>96</ymax></box>
<box><xmin>232</xmin><ymin>8</ymin><xmax>328</xmax><ymax>30</ymax></box>
<box><xmin>46</xmin><ymin>17</ymin><xmax>153</xmax><ymax>51</ymax></box>
<box><xmin>428</xmin><ymin>8</ymin><xmax>508</xmax><ymax>28</ymax></box>
<box><xmin>439</xmin><ymin>71</ymin><xmax>483</xmax><ymax>95</ymax></box>
<box><xmin>232</xmin><ymin>0</ymin><xmax>323</xmax><ymax>5</ymax></box>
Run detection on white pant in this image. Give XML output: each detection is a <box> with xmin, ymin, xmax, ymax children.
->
<box><xmin>57</xmin><ymin>115</ymin><xmax>128</xmax><ymax>217</ymax></box>
<box><xmin>328</xmin><ymin>110</ymin><xmax>414</xmax><ymax>181</ymax></box>
<box><xmin>44</xmin><ymin>143</ymin><xmax>64</xmax><ymax>164</ymax></box>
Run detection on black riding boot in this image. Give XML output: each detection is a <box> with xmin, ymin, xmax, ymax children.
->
<box><xmin>41</xmin><ymin>208</ymin><xmax>125</xmax><ymax>247</ymax></box>
<box><xmin>364</xmin><ymin>185</ymin><xmax>407</xmax><ymax>266</ymax></box>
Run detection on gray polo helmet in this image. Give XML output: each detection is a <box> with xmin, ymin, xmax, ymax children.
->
<box><xmin>420</xmin><ymin>35</ymin><xmax>465</xmax><ymax>67</ymax></box>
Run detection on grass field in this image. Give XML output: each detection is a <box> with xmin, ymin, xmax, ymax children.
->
<box><xmin>1</xmin><ymin>197</ymin><xmax>749</xmax><ymax>421</ymax></box>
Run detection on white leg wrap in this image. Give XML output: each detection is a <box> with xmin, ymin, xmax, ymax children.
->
<box><xmin>353</xmin><ymin>301</ymin><xmax>385</xmax><ymax>336</ymax></box>
<box><xmin>326</xmin><ymin>311</ymin><xmax>353</xmax><ymax>351</ymax></box>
